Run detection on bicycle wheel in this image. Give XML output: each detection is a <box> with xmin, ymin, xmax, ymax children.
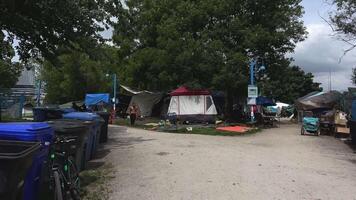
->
<box><xmin>68</xmin><ymin>156</ymin><xmax>81</xmax><ymax>200</ymax></box>
<box><xmin>54</xmin><ymin>171</ymin><xmax>63</xmax><ymax>200</ymax></box>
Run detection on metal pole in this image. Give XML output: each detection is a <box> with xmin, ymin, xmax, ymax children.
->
<box><xmin>249</xmin><ymin>59</ymin><xmax>256</xmax><ymax>85</ymax></box>
<box><xmin>249</xmin><ymin>59</ymin><xmax>256</xmax><ymax>123</ymax></box>
<box><xmin>36</xmin><ymin>80</ymin><xmax>42</xmax><ymax>107</ymax></box>
<box><xmin>113</xmin><ymin>74</ymin><xmax>117</xmax><ymax>117</ymax></box>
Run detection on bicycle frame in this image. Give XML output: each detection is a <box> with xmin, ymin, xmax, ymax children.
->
<box><xmin>48</xmin><ymin>136</ymin><xmax>81</xmax><ymax>200</ymax></box>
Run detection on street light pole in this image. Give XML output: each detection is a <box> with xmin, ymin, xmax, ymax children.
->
<box><xmin>249</xmin><ymin>59</ymin><xmax>257</xmax><ymax>85</ymax></box>
<box><xmin>113</xmin><ymin>73</ymin><xmax>117</xmax><ymax>115</ymax></box>
<box><xmin>249</xmin><ymin>59</ymin><xmax>257</xmax><ymax>123</ymax></box>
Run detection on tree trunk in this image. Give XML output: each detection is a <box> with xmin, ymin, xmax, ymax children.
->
<box><xmin>224</xmin><ymin>90</ymin><xmax>233</xmax><ymax>120</ymax></box>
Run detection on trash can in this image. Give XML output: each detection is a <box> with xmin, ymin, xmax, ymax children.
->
<box><xmin>0</xmin><ymin>122</ymin><xmax>54</xmax><ymax>200</ymax></box>
<box><xmin>0</xmin><ymin>140</ymin><xmax>41</xmax><ymax>200</ymax></box>
<box><xmin>33</xmin><ymin>107</ymin><xmax>63</xmax><ymax>122</ymax></box>
<box><xmin>47</xmin><ymin>119</ymin><xmax>91</xmax><ymax>171</ymax></box>
<box><xmin>95</xmin><ymin>112</ymin><xmax>110</xmax><ymax>143</ymax></box>
<box><xmin>63</xmin><ymin>112</ymin><xmax>103</xmax><ymax>159</ymax></box>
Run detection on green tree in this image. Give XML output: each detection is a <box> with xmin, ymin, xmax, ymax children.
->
<box><xmin>0</xmin><ymin>31</ymin><xmax>21</xmax><ymax>89</ymax></box>
<box><xmin>113</xmin><ymin>0</ymin><xmax>308</xmax><ymax>115</ymax></box>
<box><xmin>41</xmin><ymin>46</ymin><xmax>117</xmax><ymax>104</ymax></box>
<box><xmin>259</xmin><ymin>58</ymin><xmax>322</xmax><ymax>103</ymax></box>
<box><xmin>0</xmin><ymin>0</ymin><xmax>120</xmax><ymax>62</ymax></box>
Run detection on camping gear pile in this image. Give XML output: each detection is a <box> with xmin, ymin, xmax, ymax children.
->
<box><xmin>295</xmin><ymin>91</ymin><xmax>352</xmax><ymax>137</ymax></box>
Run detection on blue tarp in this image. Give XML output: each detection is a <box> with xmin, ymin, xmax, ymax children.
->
<box><xmin>303</xmin><ymin>117</ymin><xmax>319</xmax><ymax>126</ymax></box>
<box><xmin>85</xmin><ymin>94</ymin><xmax>110</xmax><ymax>106</ymax></box>
<box><xmin>256</xmin><ymin>96</ymin><xmax>276</xmax><ymax>106</ymax></box>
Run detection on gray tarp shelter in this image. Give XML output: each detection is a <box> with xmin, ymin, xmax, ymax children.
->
<box><xmin>295</xmin><ymin>91</ymin><xmax>342</xmax><ymax>111</ymax></box>
<box><xmin>121</xmin><ymin>85</ymin><xmax>163</xmax><ymax>117</ymax></box>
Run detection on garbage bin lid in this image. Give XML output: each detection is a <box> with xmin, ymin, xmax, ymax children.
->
<box><xmin>0</xmin><ymin>122</ymin><xmax>53</xmax><ymax>142</ymax></box>
<box><xmin>63</xmin><ymin>112</ymin><xmax>101</xmax><ymax>121</ymax></box>
<box><xmin>48</xmin><ymin>120</ymin><xmax>88</xmax><ymax>133</ymax></box>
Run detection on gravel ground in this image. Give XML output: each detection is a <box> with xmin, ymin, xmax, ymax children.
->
<box><xmin>98</xmin><ymin>124</ymin><xmax>356</xmax><ymax>200</ymax></box>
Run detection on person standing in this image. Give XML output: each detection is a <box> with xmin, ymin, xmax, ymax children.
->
<box><xmin>129</xmin><ymin>104</ymin><xmax>140</xmax><ymax>125</ymax></box>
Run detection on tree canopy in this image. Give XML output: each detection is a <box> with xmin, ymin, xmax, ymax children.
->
<box><xmin>0</xmin><ymin>0</ymin><xmax>121</xmax><ymax>62</ymax></box>
<box><xmin>113</xmin><ymin>0</ymin><xmax>317</xmax><ymax>113</ymax></box>
<box><xmin>0</xmin><ymin>30</ymin><xmax>21</xmax><ymax>89</ymax></box>
<box><xmin>40</xmin><ymin>45</ymin><xmax>117</xmax><ymax>103</ymax></box>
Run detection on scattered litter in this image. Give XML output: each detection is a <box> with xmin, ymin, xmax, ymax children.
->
<box><xmin>186</xmin><ymin>127</ymin><xmax>193</xmax><ymax>132</ymax></box>
<box><xmin>216</xmin><ymin>126</ymin><xmax>251</xmax><ymax>133</ymax></box>
<box><xmin>144</xmin><ymin>123</ymin><xmax>159</xmax><ymax>127</ymax></box>
<box><xmin>215</xmin><ymin>120</ymin><xmax>223</xmax><ymax>125</ymax></box>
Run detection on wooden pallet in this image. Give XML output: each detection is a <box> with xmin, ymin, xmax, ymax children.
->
<box><xmin>336</xmin><ymin>126</ymin><xmax>350</xmax><ymax>134</ymax></box>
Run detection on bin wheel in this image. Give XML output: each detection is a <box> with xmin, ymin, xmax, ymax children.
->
<box><xmin>301</xmin><ymin>127</ymin><xmax>305</xmax><ymax>135</ymax></box>
<box><xmin>54</xmin><ymin>171</ymin><xmax>63</xmax><ymax>200</ymax></box>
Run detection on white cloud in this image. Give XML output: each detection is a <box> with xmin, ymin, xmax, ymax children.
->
<box><xmin>292</xmin><ymin>23</ymin><xmax>355</xmax><ymax>91</ymax></box>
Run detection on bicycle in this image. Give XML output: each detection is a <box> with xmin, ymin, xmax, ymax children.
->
<box><xmin>49</xmin><ymin>135</ymin><xmax>81</xmax><ymax>200</ymax></box>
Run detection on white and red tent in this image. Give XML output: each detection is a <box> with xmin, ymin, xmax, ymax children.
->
<box><xmin>167</xmin><ymin>86</ymin><xmax>217</xmax><ymax>122</ymax></box>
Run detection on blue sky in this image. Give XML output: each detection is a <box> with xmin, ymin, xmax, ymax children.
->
<box><xmin>294</xmin><ymin>0</ymin><xmax>355</xmax><ymax>91</ymax></box>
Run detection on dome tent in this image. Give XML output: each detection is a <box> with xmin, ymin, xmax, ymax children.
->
<box><xmin>167</xmin><ymin>86</ymin><xmax>217</xmax><ymax>123</ymax></box>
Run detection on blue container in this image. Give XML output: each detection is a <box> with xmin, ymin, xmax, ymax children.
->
<box><xmin>0</xmin><ymin>122</ymin><xmax>54</xmax><ymax>200</ymax></box>
<box><xmin>352</xmin><ymin>100</ymin><xmax>356</xmax><ymax>121</ymax></box>
<box><xmin>63</xmin><ymin>112</ymin><xmax>103</xmax><ymax>159</ymax></box>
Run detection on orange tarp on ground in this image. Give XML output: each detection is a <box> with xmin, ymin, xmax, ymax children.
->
<box><xmin>216</xmin><ymin>126</ymin><xmax>251</xmax><ymax>133</ymax></box>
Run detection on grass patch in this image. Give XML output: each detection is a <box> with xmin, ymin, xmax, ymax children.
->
<box><xmin>115</xmin><ymin>117</ymin><xmax>262</xmax><ymax>136</ymax></box>
<box><xmin>169</xmin><ymin>127</ymin><xmax>261</xmax><ymax>136</ymax></box>
<box><xmin>114</xmin><ymin>118</ymin><xmax>156</xmax><ymax>129</ymax></box>
<box><xmin>80</xmin><ymin>163</ymin><xmax>115</xmax><ymax>200</ymax></box>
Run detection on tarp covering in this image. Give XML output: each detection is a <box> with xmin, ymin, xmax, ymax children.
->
<box><xmin>303</xmin><ymin>117</ymin><xmax>319</xmax><ymax>126</ymax></box>
<box><xmin>256</xmin><ymin>96</ymin><xmax>275</xmax><ymax>106</ymax></box>
<box><xmin>170</xmin><ymin>86</ymin><xmax>210</xmax><ymax>96</ymax></box>
<box><xmin>126</xmin><ymin>93</ymin><xmax>163</xmax><ymax>117</ymax></box>
<box><xmin>85</xmin><ymin>93</ymin><xmax>110</xmax><ymax>106</ymax></box>
<box><xmin>217</xmin><ymin>126</ymin><xmax>251</xmax><ymax>133</ymax></box>
<box><xmin>121</xmin><ymin>85</ymin><xmax>154</xmax><ymax>95</ymax></box>
<box><xmin>295</xmin><ymin>91</ymin><xmax>342</xmax><ymax>111</ymax></box>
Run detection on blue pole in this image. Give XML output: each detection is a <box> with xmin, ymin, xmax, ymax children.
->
<box><xmin>249</xmin><ymin>59</ymin><xmax>256</xmax><ymax>85</ymax></box>
<box><xmin>249</xmin><ymin>59</ymin><xmax>257</xmax><ymax>123</ymax></box>
<box><xmin>113</xmin><ymin>74</ymin><xmax>117</xmax><ymax>117</ymax></box>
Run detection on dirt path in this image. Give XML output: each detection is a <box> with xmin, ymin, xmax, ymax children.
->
<box><xmin>100</xmin><ymin>124</ymin><xmax>356</xmax><ymax>200</ymax></box>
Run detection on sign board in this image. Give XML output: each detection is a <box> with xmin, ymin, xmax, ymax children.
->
<box><xmin>248</xmin><ymin>85</ymin><xmax>258</xmax><ymax>98</ymax></box>
<box><xmin>247</xmin><ymin>98</ymin><xmax>256</xmax><ymax>105</ymax></box>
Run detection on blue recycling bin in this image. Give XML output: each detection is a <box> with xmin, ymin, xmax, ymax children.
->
<box><xmin>0</xmin><ymin>140</ymin><xmax>41</xmax><ymax>200</ymax></box>
<box><xmin>0</xmin><ymin>122</ymin><xmax>54</xmax><ymax>200</ymax></box>
<box><xmin>48</xmin><ymin>119</ymin><xmax>91</xmax><ymax>171</ymax></box>
<box><xmin>63</xmin><ymin>112</ymin><xmax>103</xmax><ymax>159</ymax></box>
<box><xmin>33</xmin><ymin>107</ymin><xmax>63</xmax><ymax>122</ymax></box>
